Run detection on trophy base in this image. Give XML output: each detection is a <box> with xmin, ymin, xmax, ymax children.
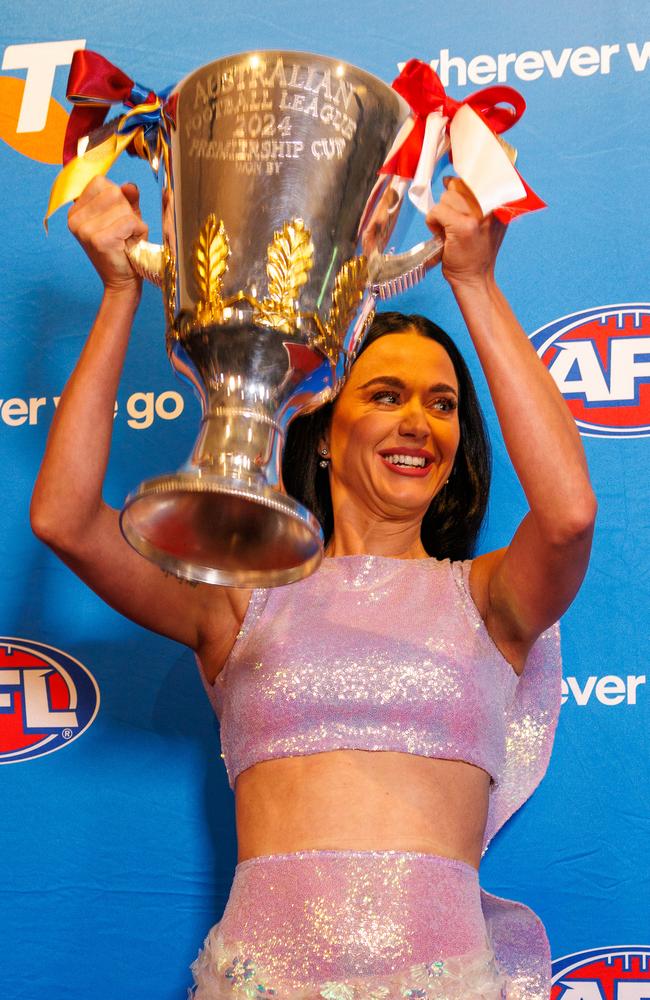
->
<box><xmin>120</xmin><ymin>472</ymin><xmax>324</xmax><ymax>588</ymax></box>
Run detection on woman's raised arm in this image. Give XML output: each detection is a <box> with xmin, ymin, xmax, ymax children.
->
<box><xmin>31</xmin><ymin>176</ymin><xmax>248</xmax><ymax>668</ymax></box>
<box><xmin>427</xmin><ymin>179</ymin><xmax>597</xmax><ymax>671</ymax></box>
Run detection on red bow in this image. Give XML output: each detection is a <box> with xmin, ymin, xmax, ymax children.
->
<box><xmin>62</xmin><ymin>50</ymin><xmax>156</xmax><ymax>164</ymax></box>
<box><xmin>382</xmin><ymin>60</ymin><xmax>545</xmax><ymax>221</ymax></box>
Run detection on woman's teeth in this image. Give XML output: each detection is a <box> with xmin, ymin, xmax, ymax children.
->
<box><xmin>384</xmin><ymin>454</ymin><xmax>427</xmax><ymax>467</ymax></box>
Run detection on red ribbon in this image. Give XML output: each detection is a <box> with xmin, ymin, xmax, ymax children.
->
<box><xmin>381</xmin><ymin>60</ymin><xmax>525</xmax><ymax>178</ymax></box>
<box><xmin>62</xmin><ymin>50</ymin><xmax>155</xmax><ymax>164</ymax></box>
<box><xmin>381</xmin><ymin>59</ymin><xmax>544</xmax><ymax>221</ymax></box>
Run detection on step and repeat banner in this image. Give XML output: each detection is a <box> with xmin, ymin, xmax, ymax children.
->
<box><xmin>1</xmin><ymin>2</ymin><xmax>648</xmax><ymax>997</ymax></box>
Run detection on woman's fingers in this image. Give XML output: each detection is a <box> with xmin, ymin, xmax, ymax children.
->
<box><xmin>426</xmin><ymin>177</ymin><xmax>483</xmax><ymax>229</ymax></box>
<box><xmin>120</xmin><ymin>182</ymin><xmax>142</xmax><ymax>217</ymax></box>
<box><xmin>441</xmin><ymin>176</ymin><xmax>484</xmax><ymax>219</ymax></box>
<box><xmin>424</xmin><ymin>176</ymin><xmax>507</xmax><ymax>286</ymax></box>
<box><xmin>67</xmin><ymin>176</ymin><xmax>147</xmax><ymax>291</ymax></box>
<box><xmin>86</xmin><ymin>208</ymin><xmax>147</xmax><ymax>252</ymax></box>
<box><xmin>69</xmin><ymin>178</ymin><xmax>144</xmax><ymax>239</ymax></box>
<box><xmin>69</xmin><ymin>177</ymin><xmax>140</xmax><ymax>225</ymax></box>
<box><xmin>69</xmin><ymin>174</ymin><xmax>110</xmax><ymax>212</ymax></box>
<box><xmin>426</xmin><ymin>198</ymin><xmax>480</xmax><ymax>238</ymax></box>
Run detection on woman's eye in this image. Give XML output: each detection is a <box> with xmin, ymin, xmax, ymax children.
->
<box><xmin>369</xmin><ymin>390</ymin><xmax>457</xmax><ymax>411</ymax></box>
<box><xmin>371</xmin><ymin>390</ymin><xmax>400</xmax><ymax>404</ymax></box>
<box><xmin>431</xmin><ymin>397</ymin><xmax>457</xmax><ymax>412</ymax></box>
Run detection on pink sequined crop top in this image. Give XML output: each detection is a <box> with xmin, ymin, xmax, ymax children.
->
<box><xmin>200</xmin><ymin>556</ymin><xmax>522</xmax><ymax>790</ymax></box>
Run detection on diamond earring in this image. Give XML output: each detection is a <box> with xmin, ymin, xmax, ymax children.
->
<box><xmin>319</xmin><ymin>446</ymin><xmax>330</xmax><ymax>469</ymax></box>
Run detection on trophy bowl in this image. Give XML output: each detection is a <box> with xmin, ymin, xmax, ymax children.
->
<box><xmin>119</xmin><ymin>50</ymin><xmax>443</xmax><ymax>587</ymax></box>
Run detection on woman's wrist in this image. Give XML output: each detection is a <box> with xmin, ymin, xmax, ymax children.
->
<box><xmin>101</xmin><ymin>282</ymin><xmax>142</xmax><ymax>314</ymax></box>
<box><xmin>446</xmin><ymin>269</ymin><xmax>498</xmax><ymax>306</ymax></box>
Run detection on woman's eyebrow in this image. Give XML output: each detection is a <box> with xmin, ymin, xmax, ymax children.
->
<box><xmin>357</xmin><ymin>376</ymin><xmax>457</xmax><ymax>396</ymax></box>
<box><xmin>358</xmin><ymin>376</ymin><xmax>405</xmax><ymax>390</ymax></box>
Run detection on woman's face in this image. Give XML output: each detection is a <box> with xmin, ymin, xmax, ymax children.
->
<box><xmin>325</xmin><ymin>331</ymin><xmax>461</xmax><ymax>523</ymax></box>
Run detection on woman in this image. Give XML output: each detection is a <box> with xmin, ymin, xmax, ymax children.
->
<box><xmin>31</xmin><ymin>174</ymin><xmax>596</xmax><ymax>999</ymax></box>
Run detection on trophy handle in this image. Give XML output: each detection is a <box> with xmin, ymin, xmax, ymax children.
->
<box><xmin>367</xmin><ymin>233</ymin><xmax>444</xmax><ymax>301</ymax></box>
<box><xmin>125</xmin><ymin>233</ymin><xmax>445</xmax><ymax>302</ymax></box>
<box><xmin>125</xmin><ymin>239</ymin><xmax>165</xmax><ymax>288</ymax></box>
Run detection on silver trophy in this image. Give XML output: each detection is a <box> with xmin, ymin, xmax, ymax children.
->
<box><xmin>122</xmin><ymin>50</ymin><xmax>443</xmax><ymax>587</ymax></box>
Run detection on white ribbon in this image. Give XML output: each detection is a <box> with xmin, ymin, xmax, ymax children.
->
<box><xmin>449</xmin><ymin>104</ymin><xmax>526</xmax><ymax>216</ymax></box>
<box><xmin>407</xmin><ymin>110</ymin><xmax>449</xmax><ymax>215</ymax></box>
<box><xmin>384</xmin><ymin>98</ymin><xmax>527</xmax><ymax>219</ymax></box>
<box><xmin>400</xmin><ymin>104</ymin><xmax>526</xmax><ymax>219</ymax></box>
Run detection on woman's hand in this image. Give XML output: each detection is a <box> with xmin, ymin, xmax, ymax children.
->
<box><xmin>425</xmin><ymin>177</ymin><xmax>506</xmax><ymax>290</ymax></box>
<box><xmin>68</xmin><ymin>176</ymin><xmax>148</xmax><ymax>299</ymax></box>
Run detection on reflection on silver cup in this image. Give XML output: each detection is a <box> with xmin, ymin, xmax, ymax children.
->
<box><xmin>121</xmin><ymin>50</ymin><xmax>443</xmax><ymax>587</ymax></box>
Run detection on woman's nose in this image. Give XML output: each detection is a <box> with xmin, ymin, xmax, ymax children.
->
<box><xmin>398</xmin><ymin>400</ymin><xmax>429</xmax><ymax>438</ymax></box>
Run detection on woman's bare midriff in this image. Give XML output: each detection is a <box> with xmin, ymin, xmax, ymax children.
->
<box><xmin>234</xmin><ymin>749</ymin><xmax>491</xmax><ymax>870</ymax></box>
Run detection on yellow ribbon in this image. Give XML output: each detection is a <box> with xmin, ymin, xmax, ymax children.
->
<box><xmin>44</xmin><ymin>99</ymin><xmax>164</xmax><ymax>229</ymax></box>
<box><xmin>44</xmin><ymin>131</ymin><xmax>133</xmax><ymax>228</ymax></box>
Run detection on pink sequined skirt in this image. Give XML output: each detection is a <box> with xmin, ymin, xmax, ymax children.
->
<box><xmin>189</xmin><ymin>850</ymin><xmax>509</xmax><ymax>999</ymax></box>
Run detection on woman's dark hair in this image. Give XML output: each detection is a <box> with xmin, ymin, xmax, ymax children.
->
<box><xmin>282</xmin><ymin>312</ymin><xmax>491</xmax><ymax>560</ymax></box>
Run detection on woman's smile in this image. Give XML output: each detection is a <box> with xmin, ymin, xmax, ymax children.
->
<box><xmin>378</xmin><ymin>447</ymin><xmax>436</xmax><ymax>477</ymax></box>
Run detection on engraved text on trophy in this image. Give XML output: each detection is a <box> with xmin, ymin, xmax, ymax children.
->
<box><xmin>186</xmin><ymin>55</ymin><xmax>359</xmax><ymax>175</ymax></box>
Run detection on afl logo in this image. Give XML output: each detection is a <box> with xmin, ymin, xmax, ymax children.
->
<box><xmin>0</xmin><ymin>638</ymin><xmax>99</xmax><ymax>763</ymax></box>
<box><xmin>530</xmin><ymin>304</ymin><xmax>650</xmax><ymax>438</ymax></box>
<box><xmin>552</xmin><ymin>946</ymin><xmax>650</xmax><ymax>998</ymax></box>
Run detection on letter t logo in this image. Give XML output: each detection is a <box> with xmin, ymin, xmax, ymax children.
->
<box><xmin>2</xmin><ymin>39</ymin><xmax>86</xmax><ymax>132</ymax></box>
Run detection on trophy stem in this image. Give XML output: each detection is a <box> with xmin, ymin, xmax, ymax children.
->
<box><xmin>191</xmin><ymin>407</ymin><xmax>282</xmax><ymax>481</ymax></box>
<box><xmin>119</xmin><ymin>404</ymin><xmax>324</xmax><ymax>587</ymax></box>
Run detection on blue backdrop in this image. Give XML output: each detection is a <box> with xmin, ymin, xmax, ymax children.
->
<box><xmin>1</xmin><ymin>3</ymin><xmax>648</xmax><ymax>998</ymax></box>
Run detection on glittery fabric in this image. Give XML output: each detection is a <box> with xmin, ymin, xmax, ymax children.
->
<box><xmin>189</xmin><ymin>850</ymin><xmax>509</xmax><ymax>1000</ymax></box>
<box><xmin>208</xmin><ymin>557</ymin><xmax>521</xmax><ymax>789</ymax></box>
<box><xmin>195</xmin><ymin>555</ymin><xmax>563</xmax><ymax>1000</ymax></box>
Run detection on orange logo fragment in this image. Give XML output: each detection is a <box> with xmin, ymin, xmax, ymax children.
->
<box><xmin>0</xmin><ymin>75</ymin><xmax>68</xmax><ymax>164</ymax></box>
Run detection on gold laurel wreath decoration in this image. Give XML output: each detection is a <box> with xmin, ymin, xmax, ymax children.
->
<box><xmin>317</xmin><ymin>255</ymin><xmax>368</xmax><ymax>361</ymax></box>
<box><xmin>255</xmin><ymin>219</ymin><xmax>314</xmax><ymax>333</ymax></box>
<box><xmin>182</xmin><ymin>214</ymin><xmax>367</xmax><ymax>363</ymax></box>
<box><xmin>193</xmin><ymin>214</ymin><xmax>231</xmax><ymax>326</ymax></box>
